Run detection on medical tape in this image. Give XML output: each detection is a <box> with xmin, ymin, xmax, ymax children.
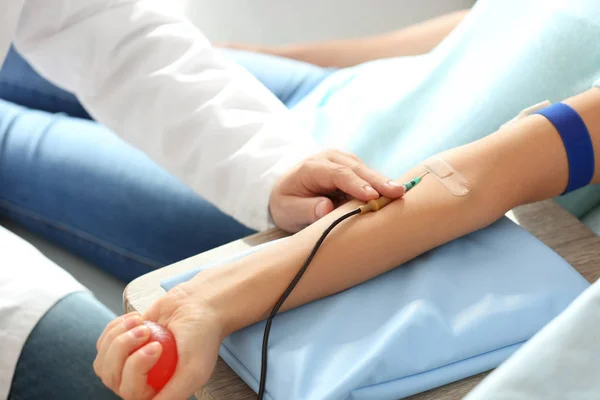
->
<box><xmin>422</xmin><ymin>157</ymin><xmax>471</xmax><ymax>196</ymax></box>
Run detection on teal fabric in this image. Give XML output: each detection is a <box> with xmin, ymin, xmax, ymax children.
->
<box><xmin>581</xmin><ymin>204</ymin><xmax>600</xmax><ymax>235</ymax></box>
<box><xmin>290</xmin><ymin>0</ymin><xmax>600</xmax><ymax>218</ymax></box>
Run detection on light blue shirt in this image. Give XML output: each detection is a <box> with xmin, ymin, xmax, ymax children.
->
<box><xmin>291</xmin><ymin>0</ymin><xmax>600</xmax><ymax>217</ymax></box>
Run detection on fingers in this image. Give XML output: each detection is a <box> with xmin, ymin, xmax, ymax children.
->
<box><xmin>296</xmin><ymin>150</ymin><xmax>405</xmax><ymax>202</ymax></box>
<box><xmin>103</xmin><ymin>324</ymin><xmax>151</xmax><ymax>391</ymax></box>
<box><xmin>300</xmin><ymin>159</ymin><xmax>379</xmax><ymax>201</ymax></box>
<box><xmin>151</xmin><ymin>359</ymin><xmax>208</xmax><ymax>400</ymax></box>
<box><xmin>97</xmin><ymin>312</ymin><xmax>140</xmax><ymax>351</ymax></box>
<box><xmin>270</xmin><ymin>149</ymin><xmax>406</xmax><ymax>230</ymax></box>
<box><xmin>95</xmin><ymin>313</ymin><xmax>151</xmax><ymax>395</ymax></box>
<box><xmin>326</xmin><ymin>151</ymin><xmax>406</xmax><ymax>199</ymax></box>
<box><xmin>119</xmin><ymin>342</ymin><xmax>163</xmax><ymax>400</ymax></box>
<box><xmin>327</xmin><ymin>161</ymin><xmax>382</xmax><ymax>202</ymax></box>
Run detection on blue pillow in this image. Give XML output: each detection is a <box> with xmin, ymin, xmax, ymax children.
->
<box><xmin>162</xmin><ymin>217</ymin><xmax>588</xmax><ymax>399</ymax></box>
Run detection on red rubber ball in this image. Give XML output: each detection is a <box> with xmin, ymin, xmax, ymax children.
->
<box><xmin>143</xmin><ymin>321</ymin><xmax>178</xmax><ymax>392</ymax></box>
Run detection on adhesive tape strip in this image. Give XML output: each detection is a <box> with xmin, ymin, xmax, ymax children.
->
<box><xmin>422</xmin><ymin>157</ymin><xmax>471</xmax><ymax>196</ymax></box>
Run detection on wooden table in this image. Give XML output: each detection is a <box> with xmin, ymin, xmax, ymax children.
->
<box><xmin>124</xmin><ymin>200</ymin><xmax>600</xmax><ymax>400</ymax></box>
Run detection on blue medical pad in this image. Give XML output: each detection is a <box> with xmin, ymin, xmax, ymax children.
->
<box><xmin>161</xmin><ymin>217</ymin><xmax>589</xmax><ymax>399</ymax></box>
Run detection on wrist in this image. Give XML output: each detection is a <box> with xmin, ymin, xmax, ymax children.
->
<box><xmin>183</xmin><ymin>241</ymin><xmax>307</xmax><ymax>336</ymax></box>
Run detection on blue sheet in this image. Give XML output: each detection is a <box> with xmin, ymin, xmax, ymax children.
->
<box><xmin>162</xmin><ymin>218</ymin><xmax>589</xmax><ymax>399</ymax></box>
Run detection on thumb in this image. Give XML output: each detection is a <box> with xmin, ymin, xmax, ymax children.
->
<box><xmin>312</xmin><ymin>197</ymin><xmax>336</xmax><ymax>221</ymax></box>
<box><xmin>151</xmin><ymin>367</ymin><xmax>199</xmax><ymax>400</ymax></box>
<box><xmin>276</xmin><ymin>196</ymin><xmax>335</xmax><ymax>231</ymax></box>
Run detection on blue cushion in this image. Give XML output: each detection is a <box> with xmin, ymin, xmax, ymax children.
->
<box><xmin>162</xmin><ymin>217</ymin><xmax>588</xmax><ymax>399</ymax></box>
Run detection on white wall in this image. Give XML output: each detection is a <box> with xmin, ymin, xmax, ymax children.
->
<box><xmin>182</xmin><ymin>0</ymin><xmax>474</xmax><ymax>45</ymax></box>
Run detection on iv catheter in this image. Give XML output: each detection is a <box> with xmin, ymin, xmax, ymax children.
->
<box><xmin>257</xmin><ymin>174</ymin><xmax>426</xmax><ymax>400</ymax></box>
<box><xmin>359</xmin><ymin>175</ymin><xmax>423</xmax><ymax>213</ymax></box>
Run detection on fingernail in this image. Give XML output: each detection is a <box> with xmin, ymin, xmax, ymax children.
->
<box><xmin>123</xmin><ymin>316</ymin><xmax>141</xmax><ymax>330</ymax></box>
<box><xmin>387</xmin><ymin>180</ymin><xmax>406</xmax><ymax>193</ymax></box>
<box><xmin>130</xmin><ymin>325</ymin><xmax>149</xmax><ymax>339</ymax></box>
<box><xmin>363</xmin><ymin>185</ymin><xmax>377</xmax><ymax>195</ymax></box>
<box><xmin>316</xmin><ymin>200</ymin><xmax>329</xmax><ymax>218</ymax></box>
<box><xmin>143</xmin><ymin>342</ymin><xmax>160</xmax><ymax>356</ymax></box>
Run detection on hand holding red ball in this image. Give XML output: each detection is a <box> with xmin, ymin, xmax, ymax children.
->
<box><xmin>95</xmin><ymin>287</ymin><xmax>224</xmax><ymax>400</ymax></box>
<box><xmin>93</xmin><ymin>313</ymin><xmax>179</xmax><ymax>399</ymax></box>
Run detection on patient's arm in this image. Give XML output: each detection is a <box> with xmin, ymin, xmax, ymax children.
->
<box><xmin>222</xmin><ymin>10</ymin><xmax>469</xmax><ymax>68</ymax></box>
<box><xmin>107</xmin><ymin>90</ymin><xmax>598</xmax><ymax>399</ymax></box>
<box><xmin>176</xmin><ymin>88</ymin><xmax>600</xmax><ymax>336</ymax></box>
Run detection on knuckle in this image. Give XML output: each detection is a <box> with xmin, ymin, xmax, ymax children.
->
<box><xmin>308</xmin><ymin>150</ymin><xmax>326</xmax><ymax>160</ymax></box>
<box><xmin>299</xmin><ymin>159</ymin><xmax>314</xmax><ymax>172</ymax></box>
<box><xmin>305</xmin><ymin>154</ymin><xmax>319</xmax><ymax>163</ymax></box>
<box><xmin>108</xmin><ymin>370</ymin><xmax>121</xmax><ymax>391</ymax></box>
<box><xmin>323</xmin><ymin>148</ymin><xmax>338</xmax><ymax>158</ymax></box>
<box><xmin>104</xmin><ymin>330</ymin><xmax>117</xmax><ymax>346</ymax></box>
<box><xmin>110</xmin><ymin>314</ymin><xmax>128</xmax><ymax>329</ymax></box>
<box><xmin>101</xmin><ymin>375</ymin><xmax>113</xmax><ymax>391</ymax></box>
<box><xmin>116</xmin><ymin>331</ymin><xmax>133</xmax><ymax>346</ymax></box>
<box><xmin>299</xmin><ymin>159</ymin><xmax>321</xmax><ymax>176</ymax></box>
<box><xmin>312</xmin><ymin>148</ymin><xmax>335</xmax><ymax>161</ymax></box>
<box><xmin>93</xmin><ymin>358</ymin><xmax>100</xmax><ymax>375</ymax></box>
<box><xmin>346</xmin><ymin>152</ymin><xmax>361</xmax><ymax>161</ymax></box>
<box><xmin>351</xmin><ymin>162</ymin><xmax>365</xmax><ymax>174</ymax></box>
<box><xmin>119</xmin><ymin>383</ymin><xmax>135</xmax><ymax>400</ymax></box>
<box><xmin>333</xmin><ymin>165</ymin><xmax>350</xmax><ymax>175</ymax></box>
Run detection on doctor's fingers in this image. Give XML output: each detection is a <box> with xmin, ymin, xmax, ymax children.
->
<box><xmin>325</xmin><ymin>151</ymin><xmax>406</xmax><ymax>199</ymax></box>
<box><xmin>297</xmin><ymin>158</ymin><xmax>380</xmax><ymax>201</ymax></box>
<box><xmin>98</xmin><ymin>323</ymin><xmax>152</xmax><ymax>391</ymax></box>
<box><xmin>119</xmin><ymin>342</ymin><xmax>162</xmax><ymax>400</ymax></box>
<box><xmin>96</xmin><ymin>311</ymin><xmax>141</xmax><ymax>351</ymax></box>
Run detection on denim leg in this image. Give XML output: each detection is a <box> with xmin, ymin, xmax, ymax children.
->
<box><xmin>7</xmin><ymin>292</ymin><xmax>119</xmax><ymax>400</ymax></box>
<box><xmin>0</xmin><ymin>99</ymin><xmax>254</xmax><ymax>282</ymax></box>
<box><xmin>218</xmin><ymin>48</ymin><xmax>334</xmax><ymax>108</ymax></box>
<box><xmin>0</xmin><ymin>45</ymin><xmax>91</xmax><ymax>120</ymax></box>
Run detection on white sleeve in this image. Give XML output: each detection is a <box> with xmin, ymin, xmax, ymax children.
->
<box><xmin>13</xmin><ymin>0</ymin><xmax>320</xmax><ymax>231</ymax></box>
<box><xmin>0</xmin><ymin>226</ymin><xmax>87</xmax><ymax>400</ymax></box>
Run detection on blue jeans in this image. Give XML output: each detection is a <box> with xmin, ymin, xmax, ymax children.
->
<box><xmin>0</xmin><ymin>47</ymin><xmax>330</xmax><ymax>282</ymax></box>
<box><xmin>218</xmin><ymin>49</ymin><xmax>333</xmax><ymax>108</ymax></box>
<box><xmin>0</xmin><ymin>47</ymin><xmax>254</xmax><ymax>282</ymax></box>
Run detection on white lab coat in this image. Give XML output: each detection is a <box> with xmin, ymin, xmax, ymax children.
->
<box><xmin>0</xmin><ymin>1</ymin><xmax>319</xmax><ymax>397</ymax></box>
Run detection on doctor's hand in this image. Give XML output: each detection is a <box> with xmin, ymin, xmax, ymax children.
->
<box><xmin>269</xmin><ymin>149</ymin><xmax>406</xmax><ymax>232</ymax></box>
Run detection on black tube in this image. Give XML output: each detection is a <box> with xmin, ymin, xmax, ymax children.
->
<box><xmin>257</xmin><ymin>208</ymin><xmax>361</xmax><ymax>399</ymax></box>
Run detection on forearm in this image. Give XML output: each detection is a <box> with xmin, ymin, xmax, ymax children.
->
<box><xmin>267</xmin><ymin>10</ymin><xmax>468</xmax><ymax>68</ymax></box>
<box><xmin>183</xmin><ymin>88</ymin><xmax>600</xmax><ymax>336</ymax></box>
